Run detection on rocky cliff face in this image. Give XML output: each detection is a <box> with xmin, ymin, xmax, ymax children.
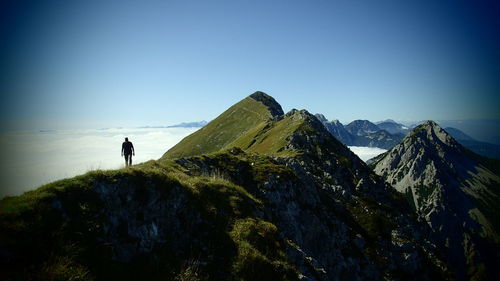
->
<box><xmin>1</xmin><ymin>93</ymin><xmax>454</xmax><ymax>281</ymax></box>
<box><xmin>371</xmin><ymin>121</ymin><xmax>500</xmax><ymax>281</ymax></box>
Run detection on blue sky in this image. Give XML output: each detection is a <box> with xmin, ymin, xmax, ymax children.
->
<box><xmin>1</xmin><ymin>0</ymin><xmax>499</xmax><ymax>130</ymax></box>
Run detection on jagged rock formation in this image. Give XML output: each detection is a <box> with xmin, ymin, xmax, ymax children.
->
<box><xmin>371</xmin><ymin>121</ymin><xmax>500</xmax><ymax>281</ymax></box>
<box><xmin>1</xmin><ymin>93</ymin><xmax>454</xmax><ymax>281</ymax></box>
<box><xmin>316</xmin><ymin>117</ymin><xmax>404</xmax><ymax>150</ymax></box>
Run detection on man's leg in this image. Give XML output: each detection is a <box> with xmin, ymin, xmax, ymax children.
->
<box><xmin>125</xmin><ymin>154</ymin><xmax>130</xmax><ymax>166</ymax></box>
<box><xmin>128</xmin><ymin>154</ymin><xmax>132</xmax><ymax>166</ymax></box>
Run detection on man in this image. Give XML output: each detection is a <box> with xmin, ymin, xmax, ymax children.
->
<box><xmin>121</xmin><ymin>137</ymin><xmax>135</xmax><ymax>167</ymax></box>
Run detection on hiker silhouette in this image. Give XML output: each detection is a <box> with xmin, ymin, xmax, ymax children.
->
<box><xmin>121</xmin><ymin>137</ymin><xmax>135</xmax><ymax>166</ymax></box>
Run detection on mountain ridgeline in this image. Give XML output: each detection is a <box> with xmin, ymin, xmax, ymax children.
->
<box><xmin>314</xmin><ymin>115</ymin><xmax>500</xmax><ymax>160</ymax></box>
<box><xmin>164</xmin><ymin>92</ymin><xmax>284</xmax><ymax>159</ymax></box>
<box><xmin>0</xmin><ymin>91</ymin><xmax>498</xmax><ymax>281</ymax></box>
<box><xmin>370</xmin><ymin>121</ymin><xmax>500</xmax><ymax>280</ymax></box>
<box><xmin>314</xmin><ymin>116</ymin><xmax>405</xmax><ymax>150</ymax></box>
<box><xmin>444</xmin><ymin>127</ymin><xmax>500</xmax><ymax>160</ymax></box>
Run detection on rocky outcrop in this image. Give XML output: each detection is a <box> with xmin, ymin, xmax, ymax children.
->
<box><xmin>371</xmin><ymin>121</ymin><xmax>500</xmax><ymax>281</ymax></box>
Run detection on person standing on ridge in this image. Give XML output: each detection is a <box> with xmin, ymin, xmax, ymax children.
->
<box><xmin>121</xmin><ymin>137</ymin><xmax>135</xmax><ymax>167</ymax></box>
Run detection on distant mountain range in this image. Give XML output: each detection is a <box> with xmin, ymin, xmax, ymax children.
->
<box><xmin>376</xmin><ymin>120</ymin><xmax>410</xmax><ymax>135</ymax></box>
<box><xmin>444</xmin><ymin>127</ymin><xmax>500</xmax><ymax>159</ymax></box>
<box><xmin>166</xmin><ymin>121</ymin><xmax>208</xmax><ymax>128</ymax></box>
<box><xmin>315</xmin><ymin>116</ymin><xmax>405</xmax><ymax>150</ymax></box>
<box><xmin>138</xmin><ymin>121</ymin><xmax>208</xmax><ymax>129</ymax></box>
<box><xmin>316</xmin><ymin>116</ymin><xmax>500</xmax><ymax>159</ymax></box>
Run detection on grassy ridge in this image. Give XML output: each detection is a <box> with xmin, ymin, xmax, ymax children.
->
<box><xmin>163</xmin><ymin>96</ymin><xmax>276</xmax><ymax>159</ymax></box>
<box><xmin>228</xmin><ymin>113</ymin><xmax>304</xmax><ymax>157</ymax></box>
<box><xmin>0</xmin><ymin>152</ymin><xmax>299</xmax><ymax>281</ymax></box>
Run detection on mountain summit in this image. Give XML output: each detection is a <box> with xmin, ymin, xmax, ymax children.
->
<box><xmin>248</xmin><ymin>91</ymin><xmax>284</xmax><ymax>117</ymax></box>
<box><xmin>371</xmin><ymin>120</ymin><xmax>500</xmax><ymax>280</ymax></box>
<box><xmin>345</xmin><ymin>120</ymin><xmax>381</xmax><ymax>136</ymax></box>
<box><xmin>163</xmin><ymin>91</ymin><xmax>284</xmax><ymax>158</ymax></box>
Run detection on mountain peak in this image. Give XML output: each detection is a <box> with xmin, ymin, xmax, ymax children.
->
<box><xmin>372</xmin><ymin>119</ymin><xmax>500</xmax><ymax>279</ymax></box>
<box><xmin>249</xmin><ymin>90</ymin><xmax>269</xmax><ymax>99</ymax></box>
<box><xmin>249</xmin><ymin>91</ymin><xmax>284</xmax><ymax>117</ymax></box>
<box><xmin>163</xmin><ymin>92</ymin><xmax>284</xmax><ymax>158</ymax></box>
<box><xmin>420</xmin><ymin>120</ymin><xmax>438</xmax><ymax>128</ymax></box>
<box><xmin>346</xmin><ymin>119</ymin><xmax>380</xmax><ymax>136</ymax></box>
<box><xmin>409</xmin><ymin>120</ymin><xmax>459</xmax><ymax>148</ymax></box>
<box><xmin>376</xmin><ymin>119</ymin><xmax>397</xmax><ymax>124</ymax></box>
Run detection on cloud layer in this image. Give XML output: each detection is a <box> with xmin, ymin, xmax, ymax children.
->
<box><xmin>0</xmin><ymin>128</ymin><xmax>386</xmax><ymax>198</ymax></box>
<box><xmin>0</xmin><ymin>127</ymin><xmax>197</xmax><ymax>197</ymax></box>
<box><xmin>348</xmin><ymin>146</ymin><xmax>387</xmax><ymax>162</ymax></box>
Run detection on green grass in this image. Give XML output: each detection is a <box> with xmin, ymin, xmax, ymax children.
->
<box><xmin>229</xmin><ymin>113</ymin><xmax>303</xmax><ymax>157</ymax></box>
<box><xmin>162</xmin><ymin>94</ymin><xmax>314</xmax><ymax>160</ymax></box>
<box><xmin>346</xmin><ymin>196</ymin><xmax>397</xmax><ymax>241</ymax></box>
<box><xmin>229</xmin><ymin>218</ymin><xmax>299</xmax><ymax>281</ymax></box>
<box><xmin>0</xmin><ymin>150</ymin><xmax>303</xmax><ymax>281</ymax></box>
<box><xmin>163</xmin><ymin>96</ymin><xmax>276</xmax><ymax>159</ymax></box>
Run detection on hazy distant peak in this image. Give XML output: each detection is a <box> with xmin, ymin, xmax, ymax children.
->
<box><xmin>444</xmin><ymin>127</ymin><xmax>475</xmax><ymax>141</ymax></box>
<box><xmin>376</xmin><ymin>119</ymin><xmax>397</xmax><ymax>124</ymax></box>
<box><xmin>166</xmin><ymin>121</ymin><xmax>208</xmax><ymax>128</ymax></box>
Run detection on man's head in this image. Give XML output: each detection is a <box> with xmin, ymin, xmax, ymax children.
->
<box><xmin>125</xmin><ymin>137</ymin><xmax>129</xmax><ymax>142</ymax></box>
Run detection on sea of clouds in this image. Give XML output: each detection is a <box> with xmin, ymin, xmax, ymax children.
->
<box><xmin>0</xmin><ymin>128</ymin><xmax>387</xmax><ymax>198</ymax></box>
<box><xmin>348</xmin><ymin>146</ymin><xmax>387</xmax><ymax>162</ymax></box>
<box><xmin>0</xmin><ymin>127</ymin><xmax>198</xmax><ymax>198</ymax></box>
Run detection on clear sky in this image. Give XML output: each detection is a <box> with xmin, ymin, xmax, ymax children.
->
<box><xmin>1</xmin><ymin>0</ymin><xmax>499</xmax><ymax>130</ymax></box>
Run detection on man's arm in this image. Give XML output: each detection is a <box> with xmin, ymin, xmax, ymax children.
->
<box><xmin>121</xmin><ymin>143</ymin><xmax>124</xmax><ymax>156</ymax></box>
<box><xmin>131</xmin><ymin>143</ymin><xmax>135</xmax><ymax>155</ymax></box>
